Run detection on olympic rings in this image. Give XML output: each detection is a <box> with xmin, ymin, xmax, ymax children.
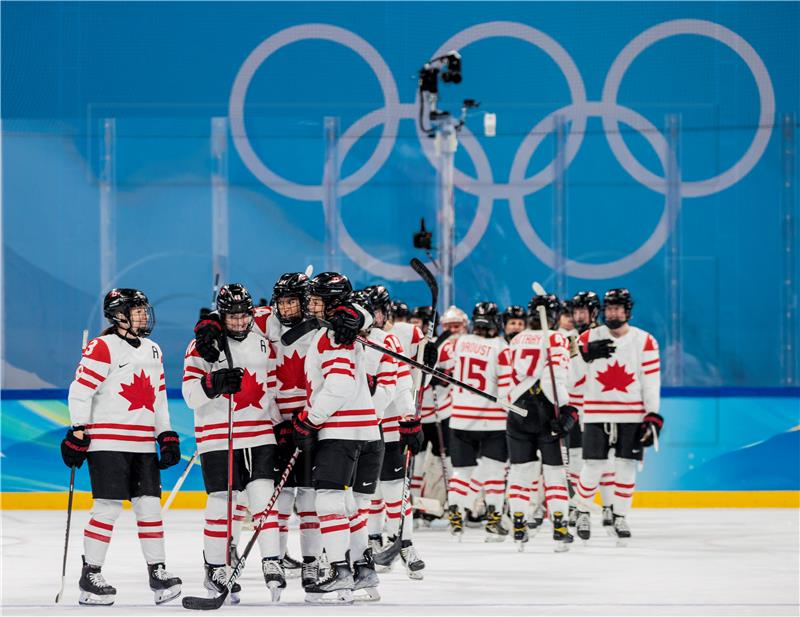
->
<box><xmin>228</xmin><ymin>19</ymin><xmax>774</xmax><ymax>280</ymax></box>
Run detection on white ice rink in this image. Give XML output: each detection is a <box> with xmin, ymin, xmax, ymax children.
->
<box><xmin>1</xmin><ymin>508</ymin><xmax>798</xmax><ymax>616</ymax></box>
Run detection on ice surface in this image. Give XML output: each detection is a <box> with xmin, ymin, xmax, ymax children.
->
<box><xmin>1</xmin><ymin>508</ymin><xmax>798</xmax><ymax>616</ymax></box>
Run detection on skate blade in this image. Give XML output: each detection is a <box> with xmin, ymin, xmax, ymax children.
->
<box><xmin>153</xmin><ymin>584</ymin><xmax>182</xmax><ymax>605</ymax></box>
<box><xmin>79</xmin><ymin>591</ymin><xmax>115</xmax><ymax>606</ymax></box>
<box><xmin>353</xmin><ymin>587</ymin><xmax>381</xmax><ymax>602</ymax></box>
<box><xmin>305</xmin><ymin>589</ymin><xmax>354</xmax><ymax>604</ymax></box>
<box><xmin>406</xmin><ymin>570</ymin><xmax>424</xmax><ymax>580</ymax></box>
<box><xmin>267</xmin><ymin>581</ymin><xmax>284</xmax><ymax>602</ymax></box>
<box><xmin>484</xmin><ymin>534</ymin><xmax>507</xmax><ymax>543</ymax></box>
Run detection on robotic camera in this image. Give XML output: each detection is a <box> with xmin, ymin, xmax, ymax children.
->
<box><xmin>418</xmin><ymin>51</ymin><xmax>480</xmax><ymax>136</ymax></box>
<box><xmin>413</xmin><ymin>218</ymin><xmax>433</xmax><ymax>251</ymax></box>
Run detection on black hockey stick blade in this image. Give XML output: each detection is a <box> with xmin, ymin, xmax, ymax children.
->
<box><xmin>182</xmin><ymin>590</ymin><xmax>228</xmax><ymax>611</ymax></box>
<box><xmin>373</xmin><ymin>534</ymin><xmax>401</xmax><ymax>566</ymax></box>
<box><xmin>280</xmin><ymin>317</ymin><xmax>323</xmax><ymax>347</ymax></box>
<box><xmin>410</xmin><ymin>258</ymin><xmax>438</xmax><ymax>308</ymax></box>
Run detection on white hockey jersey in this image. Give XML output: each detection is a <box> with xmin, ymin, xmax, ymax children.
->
<box><xmin>450</xmin><ymin>334</ymin><xmax>510</xmax><ymax>432</ymax></box>
<box><xmin>304</xmin><ymin>329</ymin><xmax>380</xmax><ymax>442</ymax></box>
<box><xmin>182</xmin><ymin>330</ymin><xmax>281</xmax><ymax>454</ymax></box>
<box><xmin>67</xmin><ymin>334</ymin><xmax>172</xmax><ymax>453</ymax></box>
<box><xmin>501</xmin><ymin>329</ymin><xmax>570</xmax><ymax>408</ymax></box>
<box><xmin>364</xmin><ymin>329</ymin><xmax>414</xmax><ymax>443</ymax></box>
<box><xmin>571</xmin><ymin>325</ymin><xmax>660</xmax><ymax>424</ymax></box>
<box><xmin>422</xmin><ymin>335</ymin><xmax>458</xmax><ymax>423</ymax></box>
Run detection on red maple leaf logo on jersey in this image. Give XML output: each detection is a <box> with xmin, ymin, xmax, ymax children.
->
<box><xmin>119</xmin><ymin>371</ymin><xmax>156</xmax><ymax>412</ymax></box>
<box><xmin>276</xmin><ymin>351</ymin><xmax>306</xmax><ymax>391</ymax></box>
<box><xmin>596</xmin><ymin>361</ymin><xmax>635</xmax><ymax>393</ymax></box>
<box><xmin>228</xmin><ymin>369</ymin><xmax>265</xmax><ymax>411</ymax></box>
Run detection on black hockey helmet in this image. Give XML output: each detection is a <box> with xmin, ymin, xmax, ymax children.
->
<box><xmin>348</xmin><ymin>289</ymin><xmax>375</xmax><ymax>318</ymax></box>
<box><xmin>411</xmin><ymin>305</ymin><xmax>435</xmax><ymax>330</ymax></box>
<box><xmin>216</xmin><ymin>283</ymin><xmax>254</xmax><ymax>341</ymax></box>
<box><xmin>603</xmin><ymin>288</ymin><xmax>634</xmax><ymax>328</ymax></box>
<box><xmin>103</xmin><ymin>288</ymin><xmax>155</xmax><ymax>337</ymax></box>
<box><xmin>308</xmin><ymin>272</ymin><xmax>353</xmax><ymax>310</ymax></box>
<box><xmin>472</xmin><ymin>301</ymin><xmax>500</xmax><ymax>336</ymax></box>
<box><xmin>391</xmin><ymin>300</ymin><xmax>410</xmax><ymax>320</ymax></box>
<box><xmin>528</xmin><ymin>294</ymin><xmax>561</xmax><ymax>330</ymax></box>
<box><xmin>571</xmin><ymin>290</ymin><xmax>601</xmax><ymax>332</ymax></box>
<box><xmin>271</xmin><ymin>272</ymin><xmax>309</xmax><ymax>326</ymax></box>
<box><xmin>502</xmin><ymin>304</ymin><xmax>527</xmax><ymax>326</ymax></box>
<box><xmin>364</xmin><ymin>285</ymin><xmax>391</xmax><ymax>314</ymax></box>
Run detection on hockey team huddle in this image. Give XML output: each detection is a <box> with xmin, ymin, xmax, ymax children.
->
<box><xmin>60</xmin><ymin>270</ymin><xmax>664</xmax><ymax>607</ymax></box>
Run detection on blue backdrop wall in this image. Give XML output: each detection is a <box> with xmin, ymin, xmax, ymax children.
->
<box><xmin>2</xmin><ymin>1</ymin><xmax>799</xmax><ymax>393</ymax></box>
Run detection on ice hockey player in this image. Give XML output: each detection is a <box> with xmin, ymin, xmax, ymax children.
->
<box><xmin>447</xmin><ymin>302</ymin><xmax>511</xmax><ymax>541</ymax></box>
<box><xmin>63</xmin><ymin>288</ymin><xmax>182</xmax><ymax>605</ymax></box>
<box><xmin>362</xmin><ymin>285</ymin><xmax>426</xmax><ymax>581</ymax></box>
<box><xmin>500</xmin><ymin>294</ymin><xmax>576</xmax><ymax>552</ymax></box>
<box><xmin>409</xmin><ymin>305</ymin><xmax>435</xmax><ymax>333</ymax></box>
<box><xmin>568</xmin><ymin>291</ymin><xmax>615</xmax><ymax>526</ymax></box>
<box><xmin>572</xmin><ymin>289</ymin><xmax>664</xmax><ymax>543</ymax></box>
<box><xmin>559</xmin><ymin>300</ymin><xmax>577</xmax><ymax>337</ymax></box>
<box><xmin>502</xmin><ymin>305</ymin><xmax>527</xmax><ymax>343</ymax></box>
<box><xmin>391</xmin><ymin>300</ymin><xmax>411</xmax><ymax>323</ymax></box>
<box><xmin>183</xmin><ymin>283</ymin><xmax>285</xmax><ymax>602</ymax></box>
<box><xmin>291</xmin><ymin>273</ymin><xmax>382</xmax><ymax>604</ymax></box>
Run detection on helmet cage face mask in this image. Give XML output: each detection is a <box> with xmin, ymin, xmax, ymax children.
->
<box><xmin>271</xmin><ymin>273</ymin><xmax>309</xmax><ymax>327</ymax></box>
<box><xmin>217</xmin><ymin>284</ymin><xmax>255</xmax><ymax>341</ymax></box>
<box><xmin>104</xmin><ymin>289</ymin><xmax>155</xmax><ymax>337</ymax></box>
<box><xmin>602</xmin><ymin>288</ymin><xmax>633</xmax><ymax>329</ymax></box>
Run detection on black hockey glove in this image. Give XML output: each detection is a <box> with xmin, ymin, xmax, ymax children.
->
<box><xmin>329</xmin><ymin>303</ymin><xmax>364</xmax><ymax>346</ymax></box>
<box><xmin>60</xmin><ymin>426</ymin><xmax>91</xmax><ymax>468</ymax></box>
<box><xmin>637</xmin><ymin>412</ymin><xmax>664</xmax><ymax>447</ymax></box>
<box><xmin>421</xmin><ymin>342</ymin><xmax>438</xmax><ymax>369</ymax></box>
<box><xmin>156</xmin><ymin>431</ymin><xmax>181</xmax><ymax>469</ymax></box>
<box><xmin>579</xmin><ymin>338</ymin><xmax>615</xmax><ymax>363</ymax></box>
<box><xmin>549</xmin><ymin>405</ymin><xmax>579</xmax><ymax>438</ymax></box>
<box><xmin>292</xmin><ymin>410</ymin><xmax>319</xmax><ymax>452</ymax></box>
<box><xmin>274</xmin><ymin>420</ymin><xmax>295</xmax><ymax>454</ymax></box>
<box><xmin>399</xmin><ymin>416</ymin><xmax>424</xmax><ymax>455</ymax></box>
<box><xmin>194</xmin><ymin>312</ymin><xmax>223</xmax><ymax>363</ymax></box>
<box><xmin>201</xmin><ymin>367</ymin><xmax>244</xmax><ymax>398</ymax></box>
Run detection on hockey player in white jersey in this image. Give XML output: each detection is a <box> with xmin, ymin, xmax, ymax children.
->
<box><xmin>501</xmin><ymin>294</ymin><xmax>577</xmax><ymax>552</ymax></box>
<box><xmin>183</xmin><ymin>283</ymin><xmax>285</xmax><ymax>602</ymax></box>
<box><xmin>572</xmin><ymin>289</ymin><xmax>664</xmax><ymax>543</ymax></box>
<box><xmin>567</xmin><ymin>291</ymin><xmax>616</xmax><ymax>527</ymax></box>
<box><xmin>63</xmin><ymin>288</ymin><xmax>182</xmax><ymax>605</ymax></box>
<box><xmin>447</xmin><ymin>302</ymin><xmax>511</xmax><ymax>541</ymax></box>
<box><xmin>291</xmin><ymin>273</ymin><xmax>382</xmax><ymax>604</ymax></box>
<box><xmin>362</xmin><ymin>285</ymin><xmax>425</xmax><ymax>580</ymax></box>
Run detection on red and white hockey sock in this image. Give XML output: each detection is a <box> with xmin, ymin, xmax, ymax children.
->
<box><xmin>231</xmin><ymin>501</ymin><xmax>247</xmax><ymax>547</ymax></box>
<box><xmin>203</xmin><ymin>491</ymin><xmax>230</xmax><ymax>565</ymax></box>
<box><xmin>132</xmin><ymin>496</ymin><xmax>165</xmax><ymax>564</ymax></box>
<box><xmin>447</xmin><ymin>465</ymin><xmax>476</xmax><ymax>512</ymax></box>
<box><xmin>611</xmin><ymin>458</ymin><xmax>637</xmax><ymax>517</ymax></box>
<box><xmin>246</xmin><ymin>479</ymin><xmax>280</xmax><ymax>559</ymax></box>
<box><xmin>411</xmin><ymin>452</ymin><xmax>425</xmax><ymax>499</ymax></box>
<box><xmin>348</xmin><ymin>491</ymin><xmax>371</xmax><ymax>560</ymax></box>
<box><xmin>382</xmin><ymin>478</ymin><xmax>412</xmax><ymax>538</ymax></box>
<box><xmin>83</xmin><ymin>499</ymin><xmax>123</xmax><ymax>567</ymax></box>
<box><xmin>477</xmin><ymin>457</ymin><xmax>507</xmax><ymax>511</ymax></box>
<box><xmin>507</xmin><ymin>461</ymin><xmax>536</xmax><ymax>515</ymax></box>
<box><xmin>295</xmin><ymin>487</ymin><xmax>320</xmax><ymax>559</ymax></box>
<box><xmin>542</xmin><ymin>465</ymin><xmax>569</xmax><ymax>519</ymax></box>
<box><xmin>599</xmin><ymin>456</ymin><xmax>616</xmax><ymax>508</ymax></box>
<box><xmin>567</xmin><ymin>448</ymin><xmax>583</xmax><ymax>493</ymax></box>
<box><xmin>576</xmin><ymin>459</ymin><xmax>604</xmax><ymax>509</ymax></box>
<box><xmin>316</xmin><ymin>489</ymin><xmax>350</xmax><ymax>563</ymax></box>
<box><xmin>275</xmin><ymin>488</ymin><xmax>295</xmax><ymax>558</ymax></box>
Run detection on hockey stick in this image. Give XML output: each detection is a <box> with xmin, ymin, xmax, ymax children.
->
<box><xmin>54</xmin><ymin>466</ymin><xmax>76</xmax><ymax>603</ymax></box>
<box><xmin>375</xmin><ymin>259</ymin><xmax>437</xmax><ymax>567</ymax></box>
<box><xmin>182</xmin><ymin>448</ymin><xmax>301</xmax><ymax>610</ymax></box>
<box><xmin>532</xmin><ymin>282</ymin><xmax>569</xmax><ymax>465</ymax></box>
<box><xmin>55</xmin><ymin>329</ymin><xmax>90</xmax><ymax>603</ymax></box>
<box><xmin>221</xmin><ymin>334</ymin><xmax>235</xmax><ymax>574</ymax></box>
<box><xmin>161</xmin><ymin>451</ymin><xmax>199</xmax><ymax>514</ymax></box>
<box><xmin>282</xmin><ymin>321</ymin><xmax>527</xmax><ymax>417</ymax></box>
<box><xmin>304</xmin><ymin>264</ymin><xmax>314</xmax><ymax>278</ymax></box>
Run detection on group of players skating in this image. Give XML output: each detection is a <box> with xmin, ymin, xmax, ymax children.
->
<box><xmin>60</xmin><ymin>270</ymin><xmax>663</xmax><ymax>607</ymax></box>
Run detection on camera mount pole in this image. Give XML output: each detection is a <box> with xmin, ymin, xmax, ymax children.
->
<box><xmin>435</xmin><ymin>117</ymin><xmax>458</xmax><ymax>311</ymax></box>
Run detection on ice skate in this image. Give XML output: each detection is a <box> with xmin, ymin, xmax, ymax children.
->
<box><xmin>304</xmin><ymin>560</ymin><xmax>355</xmax><ymax>604</ymax></box>
<box><xmin>484</xmin><ymin>505</ymin><xmax>509</xmax><ymax>542</ymax></box>
<box><xmin>602</xmin><ymin>506</ymin><xmax>614</xmax><ymax>527</ymax></box>
<box><xmin>353</xmin><ymin>549</ymin><xmax>381</xmax><ymax>601</ymax></box>
<box><xmin>611</xmin><ymin>514</ymin><xmax>631</xmax><ymax>546</ymax></box>
<box><xmin>262</xmin><ymin>557</ymin><xmax>286</xmax><ymax>602</ymax></box>
<box><xmin>512</xmin><ymin>512</ymin><xmax>529</xmax><ymax>551</ymax></box>
<box><xmin>371</xmin><ymin>533</ymin><xmax>392</xmax><ymax>572</ymax></box>
<box><xmin>301</xmin><ymin>558</ymin><xmax>319</xmax><ymax>590</ymax></box>
<box><xmin>147</xmin><ymin>562</ymin><xmax>181</xmax><ymax>604</ymax></box>
<box><xmin>527</xmin><ymin>504</ymin><xmax>544</xmax><ymax>531</ymax></box>
<box><xmin>576</xmin><ymin>511</ymin><xmax>591</xmax><ymax>541</ymax></box>
<box><xmin>465</xmin><ymin>506</ymin><xmax>485</xmax><ymax>528</ymax></box>
<box><xmin>281</xmin><ymin>553</ymin><xmax>302</xmax><ymax>579</ymax></box>
<box><xmin>568</xmin><ymin>505</ymin><xmax>578</xmax><ymax>528</ymax></box>
<box><xmin>203</xmin><ymin>561</ymin><xmax>240</xmax><ymax>604</ymax></box>
<box><xmin>448</xmin><ymin>505</ymin><xmax>464</xmax><ymax>540</ymax></box>
<box><xmin>552</xmin><ymin>511</ymin><xmax>573</xmax><ymax>553</ymax></box>
<box><xmin>400</xmin><ymin>540</ymin><xmax>425</xmax><ymax>580</ymax></box>
<box><xmin>78</xmin><ymin>556</ymin><xmax>116</xmax><ymax>606</ymax></box>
